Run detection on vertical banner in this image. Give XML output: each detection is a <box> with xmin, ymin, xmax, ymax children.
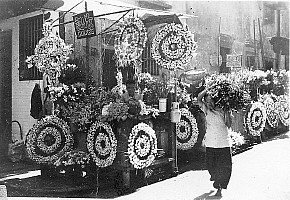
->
<box><xmin>73</xmin><ymin>11</ymin><xmax>96</xmax><ymax>39</ymax></box>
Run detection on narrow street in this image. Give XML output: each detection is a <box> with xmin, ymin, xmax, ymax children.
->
<box><xmin>2</xmin><ymin>130</ymin><xmax>290</xmax><ymax>200</ymax></box>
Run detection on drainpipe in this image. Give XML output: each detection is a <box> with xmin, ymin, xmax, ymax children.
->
<box><xmin>274</xmin><ymin>9</ymin><xmax>281</xmax><ymax>71</ymax></box>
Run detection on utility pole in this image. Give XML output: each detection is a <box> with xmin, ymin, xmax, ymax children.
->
<box><xmin>274</xmin><ymin>9</ymin><xmax>281</xmax><ymax>71</ymax></box>
<box><xmin>258</xmin><ymin>18</ymin><xmax>265</xmax><ymax>69</ymax></box>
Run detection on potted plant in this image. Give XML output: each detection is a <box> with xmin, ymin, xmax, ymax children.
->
<box><xmin>156</xmin><ymin>80</ymin><xmax>170</xmax><ymax>112</ymax></box>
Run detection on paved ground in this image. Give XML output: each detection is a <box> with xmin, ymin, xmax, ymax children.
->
<box><xmin>2</xmin><ymin>130</ymin><xmax>290</xmax><ymax>200</ymax></box>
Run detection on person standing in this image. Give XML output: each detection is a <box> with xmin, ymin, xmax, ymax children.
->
<box><xmin>197</xmin><ymin>88</ymin><xmax>232</xmax><ymax>197</ymax></box>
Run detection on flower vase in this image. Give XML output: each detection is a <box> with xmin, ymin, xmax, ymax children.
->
<box><xmin>170</xmin><ymin>102</ymin><xmax>181</xmax><ymax>123</ymax></box>
<box><xmin>159</xmin><ymin>98</ymin><xmax>167</xmax><ymax>112</ymax></box>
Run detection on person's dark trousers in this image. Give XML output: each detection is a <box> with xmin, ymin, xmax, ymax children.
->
<box><xmin>206</xmin><ymin>147</ymin><xmax>232</xmax><ymax>189</ymax></box>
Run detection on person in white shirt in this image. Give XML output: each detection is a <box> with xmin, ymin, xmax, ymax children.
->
<box><xmin>197</xmin><ymin>87</ymin><xmax>232</xmax><ymax>197</ymax></box>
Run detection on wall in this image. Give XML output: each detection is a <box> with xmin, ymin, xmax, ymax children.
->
<box><xmin>0</xmin><ymin>10</ymin><xmax>60</xmax><ymax>141</ymax></box>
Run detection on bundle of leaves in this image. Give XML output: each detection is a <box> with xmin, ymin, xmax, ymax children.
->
<box><xmin>207</xmin><ymin>79</ymin><xmax>251</xmax><ymax>112</ymax></box>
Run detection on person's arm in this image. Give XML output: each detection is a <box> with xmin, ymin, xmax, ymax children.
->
<box><xmin>224</xmin><ymin>110</ymin><xmax>232</xmax><ymax>128</ymax></box>
<box><xmin>197</xmin><ymin>88</ymin><xmax>207</xmax><ymax>107</ymax></box>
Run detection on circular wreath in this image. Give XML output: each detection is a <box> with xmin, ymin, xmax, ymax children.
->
<box><xmin>277</xmin><ymin>95</ymin><xmax>289</xmax><ymax>127</ymax></box>
<box><xmin>262</xmin><ymin>96</ymin><xmax>279</xmax><ymax>128</ymax></box>
<box><xmin>245</xmin><ymin>102</ymin><xmax>267</xmax><ymax>136</ymax></box>
<box><xmin>87</xmin><ymin>122</ymin><xmax>117</xmax><ymax>168</ymax></box>
<box><xmin>25</xmin><ymin>115</ymin><xmax>74</xmax><ymax>165</ymax></box>
<box><xmin>114</xmin><ymin>16</ymin><xmax>147</xmax><ymax>67</ymax></box>
<box><xmin>151</xmin><ymin>23</ymin><xmax>197</xmax><ymax>71</ymax></box>
<box><xmin>128</xmin><ymin>122</ymin><xmax>157</xmax><ymax>169</ymax></box>
<box><xmin>176</xmin><ymin>108</ymin><xmax>199</xmax><ymax>150</ymax></box>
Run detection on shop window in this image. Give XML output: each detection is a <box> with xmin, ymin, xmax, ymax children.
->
<box><xmin>19</xmin><ymin>14</ymin><xmax>43</xmax><ymax>81</ymax></box>
<box><xmin>141</xmin><ymin>42</ymin><xmax>160</xmax><ymax>76</ymax></box>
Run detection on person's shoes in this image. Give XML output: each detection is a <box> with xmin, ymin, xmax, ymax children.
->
<box><xmin>214</xmin><ymin>188</ymin><xmax>222</xmax><ymax>197</ymax></box>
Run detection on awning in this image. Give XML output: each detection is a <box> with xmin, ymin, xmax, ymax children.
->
<box><xmin>42</xmin><ymin>0</ymin><xmax>196</xmax><ymax>21</ymax></box>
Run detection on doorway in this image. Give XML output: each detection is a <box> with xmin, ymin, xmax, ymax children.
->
<box><xmin>0</xmin><ymin>30</ymin><xmax>12</xmax><ymax>161</ymax></box>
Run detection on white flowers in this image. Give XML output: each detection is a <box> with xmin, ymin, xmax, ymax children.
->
<box><xmin>114</xmin><ymin>16</ymin><xmax>147</xmax><ymax>67</ymax></box>
<box><xmin>152</xmin><ymin>23</ymin><xmax>197</xmax><ymax>71</ymax></box>
<box><xmin>128</xmin><ymin>123</ymin><xmax>157</xmax><ymax>169</ymax></box>
<box><xmin>87</xmin><ymin>122</ymin><xmax>117</xmax><ymax>168</ymax></box>
<box><xmin>176</xmin><ymin>108</ymin><xmax>199</xmax><ymax>150</ymax></box>
<box><xmin>25</xmin><ymin>116</ymin><xmax>74</xmax><ymax>164</ymax></box>
<box><xmin>245</xmin><ymin>102</ymin><xmax>267</xmax><ymax>136</ymax></box>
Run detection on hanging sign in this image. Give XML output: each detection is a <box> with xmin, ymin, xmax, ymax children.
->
<box><xmin>73</xmin><ymin>11</ymin><xmax>96</xmax><ymax>39</ymax></box>
<box><xmin>226</xmin><ymin>54</ymin><xmax>242</xmax><ymax>68</ymax></box>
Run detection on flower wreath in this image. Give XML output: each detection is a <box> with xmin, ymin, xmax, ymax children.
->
<box><xmin>277</xmin><ymin>95</ymin><xmax>289</xmax><ymax>127</ymax></box>
<box><xmin>128</xmin><ymin>122</ymin><xmax>157</xmax><ymax>169</ymax></box>
<box><xmin>245</xmin><ymin>102</ymin><xmax>267</xmax><ymax>136</ymax></box>
<box><xmin>176</xmin><ymin>108</ymin><xmax>199</xmax><ymax>150</ymax></box>
<box><xmin>151</xmin><ymin>23</ymin><xmax>197</xmax><ymax>70</ymax></box>
<box><xmin>114</xmin><ymin>16</ymin><xmax>147</xmax><ymax>67</ymax></box>
<box><xmin>25</xmin><ymin>115</ymin><xmax>74</xmax><ymax>165</ymax></box>
<box><xmin>87</xmin><ymin>122</ymin><xmax>117</xmax><ymax>168</ymax></box>
<box><xmin>26</xmin><ymin>22</ymin><xmax>74</xmax><ymax>85</ymax></box>
<box><xmin>261</xmin><ymin>95</ymin><xmax>279</xmax><ymax>128</ymax></box>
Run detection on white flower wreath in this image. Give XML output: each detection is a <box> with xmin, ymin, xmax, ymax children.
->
<box><xmin>25</xmin><ymin>115</ymin><xmax>74</xmax><ymax>165</ymax></box>
<box><xmin>114</xmin><ymin>16</ymin><xmax>147</xmax><ymax>67</ymax></box>
<box><xmin>151</xmin><ymin>23</ymin><xmax>197</xmax><ymax>71</ymax></box>
<box><xmin>87</xmin><ymin>122</ymin><xmax>117</xmax><ymax>168</ymax></box>
<box><xmin>128</xmin><ymin>122</ymin><xmax>157</xmax><ymax>169</ymax></box>
<box><xmin>277</xmin><ymin>95</ymin><xmax>289</xmax><ymax>127</ymax></box>
<box><xmin>176</xmin><ymin>108</ymin><xmax>199</xmax><ymax>150</ymax></box>
<box><xmin>26</xmin><ymin>22</ymin><xmax>74</xmax><ymax>85</ymax></box>
<box><xmin>245</xmin><ymin>102</ymin><xmax>267</xmax><ymax>136</ymax></box>
<box><xmin>262</xmin><ymin>95</ymin><xmax>279</xmax><ymax>128</ymax></box>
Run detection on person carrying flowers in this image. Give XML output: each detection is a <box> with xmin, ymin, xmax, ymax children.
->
<box><xmin>197</xmin><ymin>85</ymin><xmax>232</xmax><ymax>197</ymax></box>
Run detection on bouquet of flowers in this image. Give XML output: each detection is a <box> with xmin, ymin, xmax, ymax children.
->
<box><xmin>49</xmin><ymin>82</ymin><xmax>86</xmax><ymax>105</ymax></box>
<box><xmin>206</xmin><ymin>74</ymin><xmax>251</xmax><ymax>112</ymax></box>
<box><xmin>54</xmin><ymin>150</ymin><xmax>91</xmax><ymax>167</ymax></box>
<box><xmin>228</xmin><ymin>128</ymin><xmax>245</xmax><ymax>150</ymax></box>
<box><xmin>100</xmin><ymin>102</ymin><xmax>129</xmax><ymax>122</ymax></box>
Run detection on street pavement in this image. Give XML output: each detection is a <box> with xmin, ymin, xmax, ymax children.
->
<box><xmin>3</xmin><ymin>130</ymin><xmax>290</xmax><ymax>200</ymax></box>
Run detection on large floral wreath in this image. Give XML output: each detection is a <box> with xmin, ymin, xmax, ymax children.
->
<box><xmin>277</xmin><ymin>95</ymin><xmax>289</xmax><ymax>127</ymax></box>
<box><xmin>151</xmin><ymin>23</ymin><xmax>197</xmax><ymax>70</ymax></box>
<box><xmin>114</xmin><ymin>16</ymin><xmax>147</xmax><ymax>67</ymax></box>
<box><xmin>245</xmin><ymin>102</ymin><xmax>267</xmax><ymax>136</ymax></box>
<box><xmin>128</xmin><ymin>122</ymin><xmax>157</xmax><ymax>169</ymax></box>
<box><xmin>87</xmin><ymin>122</ymin><xmax>117</xmax><ymax>168</ymax></box>
<box><xmin>261</xmin><ymin>95</ymin><xmax>279</xmax><ymax>128</ymax></box>
<box><xmin>26</xmin><ymin>22</ymin><xmax>75</xmax><ymax>85</ymax></box>
<box><xmin>25</xmin><ymin>115</ymin><xmax>74</xmax><ymax>165</ymax></box>
<box><xmin>176</xmin><ymin>108</ymin><xmax>199</xmax><ymax>150</ymax></box>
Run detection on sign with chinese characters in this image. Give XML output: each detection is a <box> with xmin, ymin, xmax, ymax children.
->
<box><xmin>226</xmin><ymin>54</ymin><xmax>242</xmax><ymax>68</ymax></box>
<box><xmin>73</xmin><ymin>11</ymin><xmax>96</xmax><ymax>39</ymax></box>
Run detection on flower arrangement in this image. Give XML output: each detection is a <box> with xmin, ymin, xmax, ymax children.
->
<box><xmin>228</xmin><ymin>128</ymin><xmax>245</xmax><ymax>150</ymax></box>
<box><xmin>114</xmin><ymin>16</ymin><xmax>147</xmax><ymax>67</ymax></box>
<box><xmin>277</xmin><ymin>95</ymin><xmax>289</xmax><ymax>127</ymax></box>
<box><xmin>139</xmin><ymin>100</ymin><xmax>160</xmax><ymax>118</ymax></box>
<box><xmin>244</xmin><ymin>102</ymin><xmax>267</xmax><ymax>136</ymax></box>
<box><xmin>137</xmin><ymin>72</ymin><xmax>154</xmax><ymax>95</ymax></box>
<box><xmin>101</xmin><ymin>102</ymin><xmax>129</xmax><ymax>122</ymax></box>
<box><xmin>26</xmin><ymin>22</ymin><xmax>75</xmax><ymax>85</ymax></box>
<box><xmin>49</xmin><ymin>82</ymin><xmax>86</xmax><ymax>104</ymax></box>
<box><xmin>54</xmin><ymin>150</ymin><xmax>91</xmax><ymax>167</ymax></box>
<box><xmin>176</xmin><ymin>108</ymin><xmax>199</xmax><ymax>150</ymax></box>
<box><xmin>25</xmin><ymin>115</ymin><xmax>74</xmax><ymax>165</ymax></box>
<box><xmin>128</xmin><ymin>122</ymin><xmax>157</xmax><ymax>169</ymax></box>
<box><xmin>261</xmin><ymin>94</ymin><xmax>279</xmax><ymax>128</ymax></box>
<box><xmin>151</xmin><ymin>23</ymin><xmax>197</xmax><ymax>71</ymax></box>
<box><xmin>87</xmin><ymin>122</ymin><xmax>117</xmax><ymax>168</ymax></box>
<box><xmin>205</xmin><ymin>74</ymin><xmax>251</xmax><ymax>112</ymax></box>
